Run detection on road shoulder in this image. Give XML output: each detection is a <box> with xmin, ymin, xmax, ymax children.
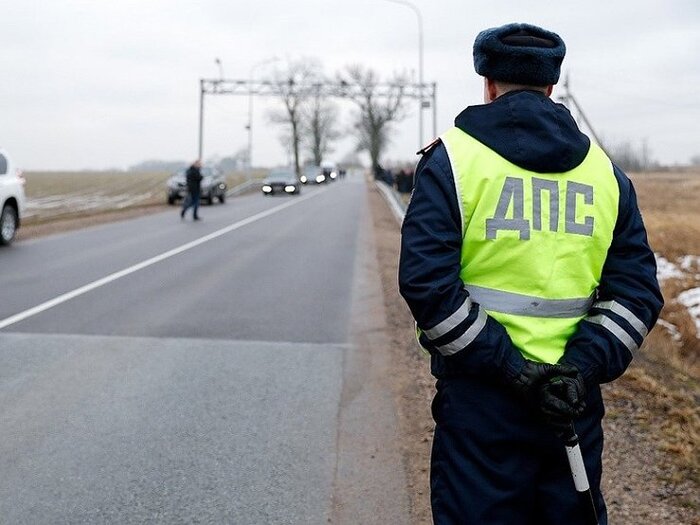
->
<box><xmin>366</xmin><ymin>183</ymin><xmax>434</xmax><ymax>524</ymax></box>
<box><xmin>330</xmin><ymin>183</ymin><xmax>411</xmax><ymax>524</ymax></box>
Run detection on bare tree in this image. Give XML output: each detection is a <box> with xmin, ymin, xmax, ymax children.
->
<box><xmin>338</xmin><ymin>64</ymin><xmax>409</xmax><ymax>173</ymax></box>
<box><xmin>608</xmin><ymin>139</ymin><xmax>657</xmax><ymax>172</ymax></box>
<box><xmin>268</xmin><ymin>58</ymin><xmax>321</xmax><ymax>176</ymax></box>
<box><xmin>302</xmin><ymin>84</ymin><xmax>340</xmax><ymax>166</ymax></box>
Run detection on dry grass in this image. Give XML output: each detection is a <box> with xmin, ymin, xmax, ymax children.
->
<box><xmin>21</xmin><ymin>170</ymin><xmax>258</xmax><ymax>225</ymax></box>
<box><xmin>636</xmin><ymin>334</ymin><xmax>699</xmax><ymax>468</ymax></box>
<box><xmin>631</xmin><ymin>170</ymin><xmax>700</xmax><ymax>259</ymax></box>
<box><xmin>623</xmin><ymin>169</ymin><xmax>700</xmax><ymax>508</ymax></box>
<box><xmin>629</xmin><ymin>169</ymin><xmax>700</xmax><ymax>377</ymax></box>
<box><xmin>23</xmin><ymin>170</ymin><xmax>168</xmax><ymax>198</ymax></box>
<box><xmin>22</xmin><ymin>171</ymin><xmax>170</xmax><ymax>224</ymax></box>
<box><xmin>603</xmin><ymin>356</ymin><xmax>700</xmax><ymax>520</ymax></box>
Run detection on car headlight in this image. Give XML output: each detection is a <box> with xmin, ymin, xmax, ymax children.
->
<box><xmin>218</xmin><ymin>183</ymin><xmax>226</xmax><ymax>190</ymax></box>
<box><xmin>316</xmin><ymin>175</ymin><xmax>326</xmax><ymax>183</ymax></box>
<box><xmin>330</xmin><ymin>171</ymin><xmax>337</xmax><ymax>179</ymax></box>
<box><xmin>262</xmin><ymin>185</ymin><xmax>272</xmax><ymax>192</ymax></box>
<box><xmin>300</xmin><ymin>176</ymin><xmax>307</xmax><ymax>183</ymax></box>
<box><xmin>284</xmin><ymin>185</ymin><xmax>296</xmax><ymax>193</ymax></box>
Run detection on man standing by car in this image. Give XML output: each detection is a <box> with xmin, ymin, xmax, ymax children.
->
<box><xmin>181</xmin><ymin>160</ymin><xmax>202</xmax><ymax>221</ymax></box>
<box><xmin>398</xmin><ymin>22</ymin><xmax>662</xmax><ymax>524</ymax></box>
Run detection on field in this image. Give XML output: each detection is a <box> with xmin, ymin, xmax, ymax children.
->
<box><xmin>618</xmin><ymin>170</ymin><xmax>700</xmax><ymax>518</ymax></box>
<box><xmin>21</xmin><ymin>171</ymin><xmax>170</xmax><ymax>224</ymax></box>
<box><xmin>20</xmin><ymin>170</ymin><xmax>261</xmax><ymax>225</ymax></box>
<box><xmin>631</xmin><ymin>170</ymin><xmax>700</xmax><ymax>373</ymax></box>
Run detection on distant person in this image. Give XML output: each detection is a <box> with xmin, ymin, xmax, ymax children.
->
<box><xmin>399</xmin><ymin>23</ymin><xmax>662</xmax><ymax>524</ymax></box>
<box><xmin>383</xmin><ymin>167</ymin><xmax>395</xmax><ymax>186</ymax></box>
<box><xmin>397</xmin><ymin>167</ymin><xmax>413</xmax><ymax>193</ymax></box>
<box><xmin>181</xmin><ymin>160</ymin><xmax>202</xmax><ymax>221</ymax></box>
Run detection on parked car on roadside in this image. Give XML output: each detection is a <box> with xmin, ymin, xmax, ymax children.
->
<box><xmin>300</xmin><ymin>165</ymin><xmax>327</xmax><ymax>185</ymax></box>
<box><xmin>261</xmin><ymin>168</ymin><xmax>301</xmax><ymax>196</ymax></box>
<box><xmin>166</xmin><ymin>166</ymin><xmax>227</xmax><ymax>205</ymax></box>
<box><xmin>0</xmin><ymin>148</ymin><xmax>26</xmax><ymax>246</ymax></box>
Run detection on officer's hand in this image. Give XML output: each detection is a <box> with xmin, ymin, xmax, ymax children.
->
<box><xmin>538</xmin><ymin>364</ymin><xmax>586</xmax><ymax>423</ymax></box>
<box><xmin>540</xmin><ymin>411</ymin><xmax>575</xmax><ymax>438</ymax></box>
<box><xmin>508</xmin><ymin>361</ymin><xmax>571</xmax><ymax>397</ymax></box>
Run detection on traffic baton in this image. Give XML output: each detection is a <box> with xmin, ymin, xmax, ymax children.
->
<box><xmin>562</xmin><ymin>423</ymin><xmax>600</xmax><ymax>525</ymax></box>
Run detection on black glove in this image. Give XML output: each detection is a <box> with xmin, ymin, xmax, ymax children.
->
<box><xmin>507</xmin><ymin>360</ymin><xmax>572</xmax><ymax>397</ymax></box>
<box><xmin>538</xmin><ymin>364</ymin><xmax>586</xmax><ymax>427</ymax></box>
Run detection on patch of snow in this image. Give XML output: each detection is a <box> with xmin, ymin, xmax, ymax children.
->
<box><xmin>656</xmin><ymin>255</ymin><xmax>685</xmax><ymax>282</ymax></box>
<box><xmin>678</xmin><ymin>255</ymin><xmax>700</xmax><ymax>279</ymax></box>
<box><xmin>677</xmin><ymin>287</ymin><xmax>700</xmax><ymax>338</ymax></box>
<box><xmin>679</xmin><ymin>255</ymin><xmax>697</xmax><ymax>271</ymax></box>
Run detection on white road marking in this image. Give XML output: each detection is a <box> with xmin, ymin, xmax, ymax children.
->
<box><xmin>0</xmin><ymin>189</ymin><xmax>327</xmax><ymax>330</ymax></box>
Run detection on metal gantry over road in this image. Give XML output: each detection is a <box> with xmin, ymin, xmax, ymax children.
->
<box><xmin>197</xmin><ymin>78</ymin><xmax>438</xmax><ymax>159</ymax></box>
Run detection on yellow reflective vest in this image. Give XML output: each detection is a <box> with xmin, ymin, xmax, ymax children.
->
<box><xmin>440</xmin><ymin>127</ymin><xmax>619</xmax><ymax>363</ymax></box>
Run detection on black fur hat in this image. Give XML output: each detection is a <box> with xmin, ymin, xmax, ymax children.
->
<box><xmin>473</xmin><ymin>23</ymin><xmax>566</xmax><ymax>86</ymax></box>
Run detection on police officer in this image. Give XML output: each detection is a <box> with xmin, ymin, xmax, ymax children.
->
<box><xmin>398</xmin><ymin>23</ymin><xmax>662</xmax><ymax>524</ymax></box>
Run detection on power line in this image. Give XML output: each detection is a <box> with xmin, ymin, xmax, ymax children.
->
<box><xmin>558</xmin><ymin>73</ymin><xmax>607</xmax><ymax>153</ymax></box>
<box><xmin>571</xmin><ymin>77</ymin><xmax>699</xmax><ymax>110</ymax></box>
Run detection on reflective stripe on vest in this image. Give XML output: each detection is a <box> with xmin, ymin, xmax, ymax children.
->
<box><xmin>465</xmin><ymin>285</ymin><xmax>596</xmax><ymax>318</ymax></box>
<box><xmin>440</xmin><ymin>127</ymin><xmax>619</xmax><ymax>363</ymax></box>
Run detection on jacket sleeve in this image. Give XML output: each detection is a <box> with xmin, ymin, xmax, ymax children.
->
<box><xmin>398</xmin><ymin>142</ymin><xmax>526</xmax><ymax>381</ymax></box>
<box><xmin>561</xmin><ymin>165</ymin><xmax>663</xmax><ymax>385</ymax></box>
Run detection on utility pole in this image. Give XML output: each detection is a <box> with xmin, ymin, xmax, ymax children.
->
<box><xmin>198</xmin><ymin>79</ymin><xmax>205</xmax><ymax>160</ymax></box>
<box><xmin>198</xmin><ymin>60</ymin><xmax>225</xmax><ymax>161</ymax></box>
<box><xmin>559</xmin><ymin>73</ymin><xmax>607</xmax><ymax>154</ymax></box>
<box><xmin>247</xmin><ymin>58</ymin><xmax>280</xmax><ymax>182</ymax></box>
<box><xmin>431</xmin><ymin>82</ymin><xmax>437</xmax><ymax>139</ymax></box>
<box><xmin>381</xmin><ymin>0</ymin><xmax>424</xmax><ymax>148</ymax></box>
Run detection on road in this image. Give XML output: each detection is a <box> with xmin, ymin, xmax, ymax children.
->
<box><xmin>0</xmin><ymin>174</ymin><xmax>409</xmax><ymax>524</ymax></box>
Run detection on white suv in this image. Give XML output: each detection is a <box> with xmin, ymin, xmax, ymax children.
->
<box><xmin>0</xmin><ymin>149</ymin><xmax>26</xmax><ymax>245</ymax></box>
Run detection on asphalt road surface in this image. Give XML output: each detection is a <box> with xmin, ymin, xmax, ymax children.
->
<box><xmin>0</xmin><ymin>174</ymin><xmax>409</xmax><ymax>524</ymax></box>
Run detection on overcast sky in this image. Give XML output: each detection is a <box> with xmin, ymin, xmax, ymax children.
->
<box><xmin>1</xmin><ymin>0</ymin><xmax>698</xmax><ymax>170</ymax></box>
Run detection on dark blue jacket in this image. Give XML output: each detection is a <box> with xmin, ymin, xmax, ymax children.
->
<box><xmin>186</xmin><ymin>165</ymin><xmax>203</xmax><ymax>193</ymax></box>
<box><xmin>398</xmin><ymin>90</ymin><xmax>663</xmax><ymax>386</ymax></box>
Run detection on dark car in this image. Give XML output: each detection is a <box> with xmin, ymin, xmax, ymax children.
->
<box><xmin>261</xmin><ymin>168</ymin><xmax>301</xmax><ymax>196</ymax></box>
<box><xmin>321</xmin><ymin>162</ymin><xmax>338</xmax><ymax>182</ymax></box>
<box><xmin>166</xmin><ymin>167</ymin><xmax>227</xmax><ymax>205</ymax></box>
<box><xmin>299</xmin><ymin>165</ymin><xmax>326</xmax><ymax>185</ymax></box>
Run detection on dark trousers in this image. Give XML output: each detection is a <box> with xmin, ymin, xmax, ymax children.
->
<box><xmin>181</xmin><ymin>190</ymin><xmax>200</xmax><ymax>218</ymax></box>
<box><xmin>430</xmin><ymin>375</ymin><xmax>607</xmax><ymax>525</ymax></box>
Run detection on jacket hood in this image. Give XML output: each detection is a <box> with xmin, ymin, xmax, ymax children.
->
<box><xmin>454</xmin><ymin>90</ymin><xmax>590</xmax><ymax>173</ymax></box>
